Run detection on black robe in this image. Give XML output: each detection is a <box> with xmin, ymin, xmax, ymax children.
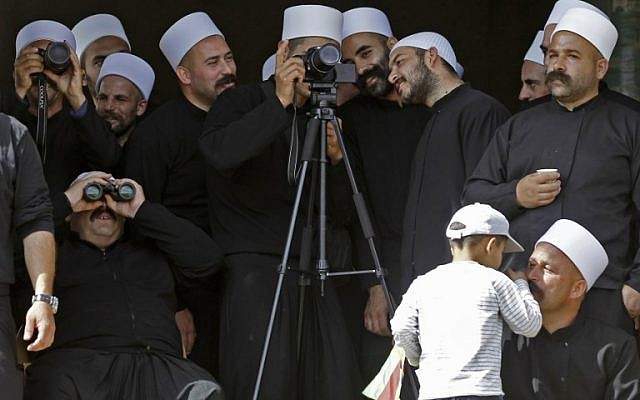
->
<box><xmin>400</xmin><ymin>84</ymin><xmax>510</xmax><ymax>293</ymax></box>
<box><xmin>501</xmin><ymin>313</ymin><xmax>640</xmax><ymax>400</ymax></box>
<box><xmin>463</xmin><ymin>95</ymin><xmax>640</xmax><ymax>291</ymax></box>
<box><xmin>339</xmin><ymin>95</ymin><xmax>432</xmax><ymax>296</ymax></box>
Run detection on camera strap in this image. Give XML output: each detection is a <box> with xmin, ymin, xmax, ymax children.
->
<box><xmin>35</xmin><ymin>75</ymin><xmax>48</xmax><ymax>164</ymax></box>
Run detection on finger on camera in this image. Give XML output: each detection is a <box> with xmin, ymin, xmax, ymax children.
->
<box><xmin>276</xmin><ymin>40</ymin><xmax>289</xmax><ymax>64</ymax></box>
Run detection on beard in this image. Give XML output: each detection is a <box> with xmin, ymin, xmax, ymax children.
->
<box><xmin>356</xmin><ymin>53</ymin><xmax>393</xmax><ymax>98</ymax></box>
<box><xmin>401</xmin><ymin>61</ymin><xmax>438</xmax><ymax>104</ymax></box>
<box><xmin>545</xmin><ymin>70</ymin><xmax>591</xmax><ymax>102</ymax></box>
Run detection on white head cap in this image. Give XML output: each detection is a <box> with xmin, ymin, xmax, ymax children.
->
<box><xmin>15</xmin><ymin>20</ymin><xmax>76</xmax><ymax>58</ymax></box>
<box><xmin>446</xmin><ymin>203</ymin><xmax>524</xmax><ymax>253</ymax></box>
<box><xmin>553</xmin><ymin>7</ymin><xmax>618</xmax><ymax>60</ymax></box>
<box><xmin>282</xmin><ymin>5</ymin><xmax>342</xmax><ymax>43</ymax></box>
<box><xmin>159</xmin><ymin>12</ymin><xmax>225</xmax><ymax>71</ymax></box>
<box><xmin>342</xmin><ymin>7</ymin><xmax>393</xmax><ymax>40</ymax></box>
<box><xmin>545</xmin><ymin>0</ymin><xmax>608</xmax><ymax>27</ymax></box>
<box><xmin>96</xmin><ymin>53</ymin><xmax>155</xmax><ymax>100</ymax></box>
<box><xmin>390</xmin><ymin>32</ymin><xmax>458</xmax><ymax>72</ymax></box>
<box><xmin>536</xmin><ymin>219</ymin><xmax>608</xmax><ymax>290</ymax></box>
<box><xmin>524</xmin><ymin>31</ymin><xmax>545</xmax><ymax>65</ymax></box>
<box><xmin>72</xmin><ymin>14</ymin><xmax>130</xmax><ymax>58</ymax></box>
<box><xmin>454</xmin><ymin>62</ymin><xmax>464</xmax><ymax>78</ymax></box>
<box><xmin>262</xmin><ymin>53</ymin><xmax>276</xmax><ymax>81</ymax></box>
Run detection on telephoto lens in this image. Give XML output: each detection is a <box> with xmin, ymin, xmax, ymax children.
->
<box><xmin>39</xmin><ymin>42</ymin><xmax>71</xmax><ymax>75</ymax></box>
<box><xmin>302</xmin><ymin>43</ymin><xmax>341</xmax><ymax>82</ymax></box>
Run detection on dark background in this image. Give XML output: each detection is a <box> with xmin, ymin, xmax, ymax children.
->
<box><xmin>1</xmin><ymin>0</ymin><xmax>575</xmax><ymax>111</ymax></box>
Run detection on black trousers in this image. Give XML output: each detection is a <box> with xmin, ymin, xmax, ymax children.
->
<box><xmin>219</xmin><ymin>253</ymin><xmax>362</xmax><ymax>400</ymax></box>
<box><xmin>0</xmin><ymin>287</ymin><xmax>22</xmax><ymax>400</ymax></box>
<box><xmin>24</xmin><ymin>347</ymin><xmax>222</xmax><ymax>400</ymax></box>
<box><xmin>582</xmin><ymin>287</ymin><xmax>635</xmax><ymax>335</ymax></box>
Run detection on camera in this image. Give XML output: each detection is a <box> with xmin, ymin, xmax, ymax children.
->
<box><xmin>37</xmin><ymin>41</ymin><xmax>71</xmax><ymax>75</ymax></box>
<box><xmin>83</xmin><ymin>179</ymin><xmax>136</xmax><ymax>202</ymax></box>
<box><xmin>299</xmin><ymin>43</ymin><xmax>356</xmax><ymax>84</ymax></box>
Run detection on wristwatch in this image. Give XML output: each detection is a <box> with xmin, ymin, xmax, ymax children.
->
<box><xmin>31</xmin><ymin>294</ymin><xmax>59</xmax><ymax>314</ymax></box>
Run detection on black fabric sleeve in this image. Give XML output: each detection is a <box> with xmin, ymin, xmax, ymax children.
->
<box><xmin>605</xmin><ymin>335</ymin><xmax>640</xmax><ymax>399</ymax></box>
<box><xmin>132</xmin><ymin>201</ymin><xmax>223</xmax><ymax>277</ymax></box>
<box><xmin>625</xmin><ymin>122</ymin><xmax>640</xmax><ymax>291</ymax></box>
<box><xmin>11</xmin><ymin>119</ymin><xmax>54</xmax><ymax>240</ymax></box>
<box><xmin>71</xmin><ymin>101</ymin><xmax>123</xmax><ymax>171</ymax></box>
<box><xmin>199</xmin><ymin>83</ymin><xmax>291</xmax><ymax>171</ymax></box>
<box><xmin>51</xmin><ymin>191</ymin><xmax>72</xmax><ymax>233</ymax></box>
<box><xmin>462</xmin><ymin>122</ymin><xmax>525</xmax><ymax>220</ymax></box>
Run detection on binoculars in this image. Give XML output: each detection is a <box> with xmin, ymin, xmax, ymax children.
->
<box><xmin>83</xmin><ymin>180</ymin><xmax>136</xmax><ymax>202</ymax></box>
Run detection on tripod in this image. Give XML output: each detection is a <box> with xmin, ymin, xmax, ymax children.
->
<box><xmin>252</xmin><ymin>82</ymin><xmax>419</xmax><ymax>400</ymax></box>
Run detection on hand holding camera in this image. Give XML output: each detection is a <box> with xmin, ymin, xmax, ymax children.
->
<box><xmin>275</xmin><ymin>40</ymin><xmax>306</xmax><ymax>108</ymax></box>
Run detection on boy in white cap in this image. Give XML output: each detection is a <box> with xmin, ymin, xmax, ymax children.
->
<box><xmin>337</xmin><ymin>6</ymin><xmax>432</xmax><ymax>385</ymax></box>
<box><xmin>387</xmin><ymin>32</ymin><xmax>510</xmax><ymax>298</ymax></box>
<box><xmin>391</xmin><ymin>203</ymin><xmax>541</xmax><ymax>400</ymax></box>
<box><xmin>465</xmin><ymin>8</ymin><xmax>640</xmax><ymax>335</ymax></box>
<box><xmin>502</xmin><ymin>219</ymin><xmax>640</xmax><ymax>399</ymax></box>
<box><xmin>124</xmin><ymin>11</ymin><xmax>236</xmax><ymax>377</ymax></box>
<box><xmin>199</xmin><ymin>5</ymin><xmax>360</xmax><ymax>400</ymax></box>
<box><xmin>519</xmin><ymin>31</ymin><xmax>549</xmax><ymax>103</ymax></box>
<box><xmin>72</xmin><ymin>14</ymin><xmax>131</xmax><ymax>102</ymax></box>
<box><xmin>95</xmin><ymin>52</ymin><xmax>154</xmax><ymax>147</ymax></box>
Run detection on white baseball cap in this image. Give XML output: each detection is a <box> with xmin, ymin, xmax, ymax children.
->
<box><xmin>536</xmin><ymin>219</ymin><xmax>608</xmax><ymax>290</ymax></box>
<box><xmin>446</xmin><ymin>203</ymin><xmax>524</xmax><ymax>253</ymax></box>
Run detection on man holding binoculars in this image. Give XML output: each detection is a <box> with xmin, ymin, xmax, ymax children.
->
<box><xmin>24</xmin><ymin>171</ymin><xmax>224</xmax><ymax>399</ymax></box>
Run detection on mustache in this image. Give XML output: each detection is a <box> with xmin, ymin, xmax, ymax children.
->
<box><xmin>356</xmin><ymin>65</ymin><xmax>388</xmax><ymax>89</ymax></box>
<box><xmin>528</xmin><ymin>281</ymin><xmax>543</xmax><ymax>298</ymax></box>
<box><xmin>90</xmin><ymin>206</ymin><xmax>116</xmax><ymax>221</ymax></box>
<box><xmin>216</xmin><ymin>74</ymin><xmax>237</xmax><ymax>88</ymax></box>
<box><xmin>545</xmin><ymin>70</ymin><xmax>571</xmax><ymax>85</ymax></box>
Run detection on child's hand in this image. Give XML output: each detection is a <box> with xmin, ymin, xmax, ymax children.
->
<box><xmin>506</xmin><ymin>268</ymin><xmax>528</xmax><ymax>281</ymax></box>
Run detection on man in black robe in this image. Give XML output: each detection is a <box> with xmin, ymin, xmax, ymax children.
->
<box><xmin>338</xmin><ymin>7</ymin><xmax>432</xmax><ymax>383</ymax></box>
<box><xmin>199</xmin><ymin>5</ymin><xmax>361</xmax><ymax>399</ymax></box>
<box><xmin>502</xmin><ymin>220</ymin><xmax>640</xmax><ymax>400</ymax></box>
<box><xmin>388</xmin><ymin>32</ymin><xmax>510</xmax><ymax>295</ymax></box>
<box><xmin>464</xmin><ymin>9</ymin><xmax>640</xmax><ymax>334</ymax></box>
<box><xmin>24</xmin><ymin>173</ymin><xmax>223</xmax><ymax>400</ymax></box>
<box><xmin>123</xmin><ymin>12</ymin><xmax>235</xmax><ymax>375</ymax></box>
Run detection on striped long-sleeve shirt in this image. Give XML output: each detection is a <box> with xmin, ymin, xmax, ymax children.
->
<box><xmin>390</xmin><ymin>260</ymin><xmax>541</xmax><ymax>399</ymax></box>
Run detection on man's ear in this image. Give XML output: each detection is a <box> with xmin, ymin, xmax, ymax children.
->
<box><xmin>425</xmin><ymin>47</ymin><xmax>439</xmax><ymax>68</ymax></box>
<box><xmin>486</xmin><ymin>237</ymin><xmax>498</xmax><ymax>254</ymax></box>
<box><xmin>175</xmin><ymin>65</ymin><xmax>191</xmax><ymax>86</ymax></box>
<box><xmin>595</xmin><ymin>58</ymin><xmax>609</xmax><ymax>81</ymax></box>
<box><xmin>136</xmin><ymin>99</ymin><xmax>148</xmax><ymax>116</ymax></box>
<box><xmin>386</xmin><ymin>36</ymin><xmax>398</xmax><ymax>50</ymax></box>
<box><xmin>569</xmin><ymin>279</ymin><xmax>588</xmax><ymax>300</ymax></box>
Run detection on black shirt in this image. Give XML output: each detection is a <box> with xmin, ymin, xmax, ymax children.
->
<box><xmin>338</xmin><ymin>95</ymin><xmax>432</xmax><ymax>293</ymax></box>
<box><xmin>502</xmin><ymin>314</ymin><xmax>640</xmax><ymax>400</ymax></box>
<box><xmin>400</xmin><ymin>84</ymin><xmax>510</xmax><ymax>293</ymax></box>
<box><xmin>200</xmin><ymin>81</ymin><xmax>318</xmax><ymax>256</ymax></box>
<box><xmin>51</xmin><ymin>201</ymin><xmax>223</xmax><ymax>356</ymax></box>
<box><xmin>124</xmin><ymin>96</ymin><xmax>209</xmax><ymax>233</ymax></box>
<box><xmin>0</xmin><ymin>113</ymin><xmax>53</xmax><ymax>284</ymax></box>
<box><xmin>463</xmin><ymin>95</ymin><xmax>640</xmax><ymax>290</ymax></box>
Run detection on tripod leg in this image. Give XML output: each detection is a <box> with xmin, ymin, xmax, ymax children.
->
<box><xmin>252</xmin><ymin>160</ymin><xmax>311</xmax><ymax>400</ymax></box>
<box><xmin>329</xmin><ymin>118</ymin><xmax>420</xmax><ymax>400</ymax></box>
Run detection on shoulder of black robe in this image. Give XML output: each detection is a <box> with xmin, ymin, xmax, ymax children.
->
<box><xmin>71</xmin><ymin>100</ymin><xmax>123</xmax><ymax>172</ymax></box>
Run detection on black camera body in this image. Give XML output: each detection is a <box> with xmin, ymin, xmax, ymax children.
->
<box><xmin>37</xmin><ymin>41</ymin><xmax>71</xmax><ymax>75</ymax></box>
<box><xmin>300</xmin><ymin>43</ymin><xmax>356</xmax><ymax>84</ymax></box>
<box><xmin>83</xmin><ymin>180</ymin><xmax>136</xmax><ymax>202</ymax></box>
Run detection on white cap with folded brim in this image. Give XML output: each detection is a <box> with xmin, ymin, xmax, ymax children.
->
<box><xmin>524</xmin><ymin>30</ymin><xmax>545</xmax><ymax>65</ymax></box>
<box><xmin>342</xmin><ymin>7</ymin><xmax>393</xmax><ymax>40</ymax></box>
<box><xmin>446</xmin><ymin>203</ymin><xmax>524</xmax><ymax>253</ymax></box>
<box><xmin>96</xmin><ymin>53</ymin><xmax>155</xmax><ymax>100</ymax></box>
<box><xmin>544</xmin><ymin>0</ymin><xmax>608</xmax><ymax>27</ymax></box>
<box><xmin>15</xmin><ymin>20</ymin><xmax>76</xmax><ymax>58</ymax></box>
<box><xmin>282</xmin><ymin>5</ymin><xmax>342</xmax><ymax>43</ymax></box>
<box><xmin>262</xmin><ymin>53</ymin><xmax>276</xmax><ymax>81</ymax></box>
<box><xmin>536</xmin><ymin>219</ymin><xmax>608</xmax><ymax>290</ymax></box>
<box><xmin>552</xmin><ymin>7</ymin><xmax>618</xmax><ymax>61</ymax></box>
<box><xmin>72</xmin><ymin>14</ymin><xmax>130</xmax><ymax>58</ymax></box>
<box><xmin>390</xmin><ymin>32</ymin><xmax>458</xmax><ymax>74</ymax></box>
<box><xmin>160</xmin><ymin>12</ymin><xmax>224</xmax><ymax>71</ymax></box>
